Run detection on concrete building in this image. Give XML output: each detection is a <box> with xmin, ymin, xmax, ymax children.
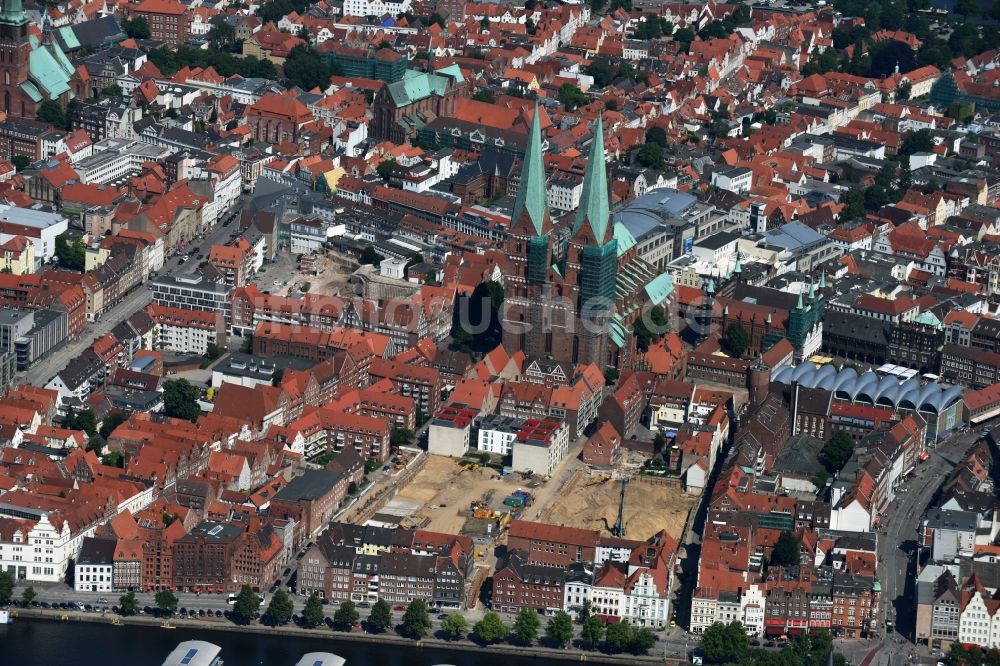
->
<box><xmin>511</xmin><ymin>419</ymin><xmax>569</xmax><ymax>476</ymax></box>
<box><xmin>428</xmin><ymin>405</ymin><xmax>477</xmax><ymax>457</ymax></box>
<box><xmin>476</xmin><ymin>414</ymin><xmax>523</xmax><ymax>455</ymax></box>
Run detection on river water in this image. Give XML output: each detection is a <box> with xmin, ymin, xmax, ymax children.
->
<box><xmin>0</xmin><ymin>619</ymin><xmax>557</xmax><ymax>666</ymax></box>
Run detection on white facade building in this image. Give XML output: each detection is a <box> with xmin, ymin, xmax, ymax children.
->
<box><xmin>342</xmin><ymin>0</ymin><xmax>411</xmax><ymax>17</ymax></box>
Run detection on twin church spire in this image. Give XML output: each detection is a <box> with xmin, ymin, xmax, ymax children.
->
<box><xmin>512</xmin><ymin>105</ymin><xmax>611</xmax><ymax>247</ymax></box>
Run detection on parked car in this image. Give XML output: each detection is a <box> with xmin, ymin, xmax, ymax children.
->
<box><xmin>393</xmin><ymin>605</ymin><xmax>406</xmax><ymax>611</ymax></box>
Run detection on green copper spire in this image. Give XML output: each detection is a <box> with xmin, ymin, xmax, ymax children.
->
<box><xmin>819</xmin><ymin>272</ymin><xmax>826</xmax><ymax>289</ymax></box>
<box><xmin>510</xmin><ymin>104</ymin><xmax>547</xmax><ymax>236</ymax></box>
<box><xmin>796</xmin><ymin>291</ymin><xmax>804</xmax><ymax>310</ymax></box>
<box><xmin>573</xmin><ymin>114</ymin><xmax>611</xmax><ymax>244</ymax></box>
<box><xmin>0</xmin><ymin>0</ymin><xmax>25</xmax><ymax>24</ymax></box>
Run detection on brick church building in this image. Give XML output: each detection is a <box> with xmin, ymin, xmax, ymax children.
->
<box><xmin>0</xmin><ymin>0</ymin><xmax>83</xmax><ymax>118</ymax></box>
<box><xmin>371</xmin><ymin>64</ymin><xmax>468</xmax><ymax>143</ymax></box>
<box><xmin>501</xmin><ymin>108</ymin><xmax>674</xmax><ymax>370</ymax></box>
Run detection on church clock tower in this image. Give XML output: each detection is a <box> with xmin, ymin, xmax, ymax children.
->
<box><xmin>0</xmin><ymin>0</ymin><xmax>32</xmax><ymax>117</ymax></box>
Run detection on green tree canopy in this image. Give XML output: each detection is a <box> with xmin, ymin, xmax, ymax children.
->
<box><xmin>55</xmin><ymin>233</ymin><xmax>86</xmax><ymax>271</ymax></box>
<box><xmin>821</xmin><ymin>431</ymin><xmax>855</xmax><ymax>472</ymax></box>
<box><xmin>721</xmin><ymin>322</ymin><xmax>749</xmax><ymax>358</ymax></box>
<box><xmin>207</xmin><ymin>21</ymin><xmax>239</xmax><ymax>51</ymax></box>
<box><xmin>700</xmin><ymin>620</ymin><xmax>751</xmax><ymax>664</ymax></box>
<box><xmin>631</xmin><ymin>627</ymin><xmax>657</xmax><ymax>654</ymax></box>
<box><xmin>148</xmin><ymin>45</ymin><xmax>276</xmax><ymax>80</ymax></box>
<box><xmin>645</xmin><ymin>125</ymin><xmax>667</xmax><ymax>148</ymax></box>
<box><xmin>635</xmin><ymin>142</ymin><xmax>664</xmax><ymax>169</ymax></box>
<box><xmin>545</xmin><ymin>610</ymin><xmax>575</xmax><ymax>648</ymax></box>
<box><xmin>99</xmin><ymin>412</ymin><xmax>126</xmax><ymax>439</ymax></box>
<box><xmin>301</xmin><ymin>593</ymin><xmax>324</xmax><ymax>627</ymax></box>
<box><xmin>513</xmin><ymin>607</ymin><xmax>540</xmax><ymax>645</ymax></box>
<box><xmin>333</xmin><ymin>600</ymin><xmax>359</xmax><ymax>630</ymax></box>
<box><xmin>360</xmin><ymin>245</ymin><xmax>385</xmax><ymax>266</ymax></box>
<box><xmin>21</xmin><ymin>586</ymin><xmax>36</xmax><ymax>605</ymax></box>
<box><xmin>367</xmin><ymin>599</ymin><xmax>392</xmax><ymax>632</ymax></box>
<box><xmin>473</xmin><ymin>611</ymin><xmax>509</xmax><ymax>644</ymax></box>
<box><xmin>605</xmin><ymin>619</ymin><xmax>634</xmax><ymax>652</ymax></box>
<box><xmin>284</xmin><ymin>44</ymin><xmax>337</xmax><ymax>90</ymax></box>
<box><xmin>557</xmin><ymin>83</ymin><xmax>589</xmax><ymax>111</ymax></box>
<box><xmin>580</xmin><ymin>615</ymin><xmax>604</xmax><ymax>649</ymax></box>
<box><xmin>232</xmin><ymin>585</ymin><xmax>260</xmax><ymax>624</ymax></box>
<box><xmin>163</xmin><ymin>379</ymin><xmax>201</xmax><ymax>422</ymax></box>
<box><xmin>155</xmin><ymin>590</ymin><xmax>178</xmax><ymax>616</ymax></box>
<box><xmin>440</xmin><ymin>613</ymin><xmax>468</xmax><ymax>640</ymax></box>
<box><xmin>118</xmin><ymin>590</ymin><xmax>139</xmax><ymax>616</ymax></box>
<box><xmin>262</xmin><ymin>588</ymin><xmax>294</xmax><ymax>626</ymax></box>
<box><xmin>400</xmin><ymin>599</ymin><xmax>431</xmax><ymax>639</ymax></box>
<box><xmin>585</xmin><ymin>60</ymin><xmax>614</xmax><ymax>87</ymax></box>
<box><xmin>771</xmin><ymin>530</ymin><xmax>801</xmax><ymax>567</ymax></box>
<box><xmin>122</xmin><ymin>16</ymin><xmax>150</xmax><ymax>39</ymax></box>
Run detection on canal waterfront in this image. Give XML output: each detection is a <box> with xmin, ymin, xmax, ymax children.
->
<box><xmin>1</xmin><ymin>618</ymin><xmax>557</xmax><ymax>666</ymax></box>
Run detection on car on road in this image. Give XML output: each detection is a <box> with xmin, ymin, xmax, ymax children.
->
<box><xmin>358</xmin><ymin>602</ymin><xmax>370</xmax><ymax>609</ymax></box>
<box><xmin>437</xmin><ymin>614</ymin><xmax>449</xmax><ymax>620</ymax></box>
<box><xmin>283</xmin><ymin>568</ymin><xmax>291</xmax><ymax>576</ymax></box>
<box><xmin>97</xmin><ymin>597</ymin><xmax>108</xmax><ymax>604</ymax></box>
<box><xmin>393</xmin><ymin>605</ymin><xmax>406</xmax><ymax>611</ymax></box>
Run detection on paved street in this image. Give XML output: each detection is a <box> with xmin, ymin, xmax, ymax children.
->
<box><xmin>21</xmin><ymin>200</ymin><xmax>245</xmax><ymax>387</ymax></box>
<box><xmin>838</xmin><ymin>428</ymin><xmax>981</xmax><ymax>666</ymax></box>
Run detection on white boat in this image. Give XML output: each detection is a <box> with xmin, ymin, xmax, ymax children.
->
<box><xmin>294</xmin><ymin>654</ymin><xmax>345</xmax><ymax>666</ymax></box>
<box><xmin>161</xmin><ymin>640</ymin><xmax>222</xmax><ymax>666</ymax></box>
<box><xmin>0</xmin><ymin>608</ymin><xmax>11</xmax><ymax>624</ymax></box>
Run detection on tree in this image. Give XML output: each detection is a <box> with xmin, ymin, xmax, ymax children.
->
<box><xmin>631</xmin><ymin>627</ymin><xmax>657</xmax><ymax>654</ymax></box>
<box><xmin>205</xmin><ymin>343</ymin><xmax>223</xmax><ymax>360</ymax></box>
<box><xmin>771</xmin><ymin>530</ymin><xmax>801</xmax><ymax>567</ymax></box>
<box><xmin>100</xmin><ymin>84</ymin><xmax>124</xmax><ymax>98</ymax></box>
<box><xmin>557</xmin><ymin>83</ymin><xmax>588</xmax><ymax>111</ymax></box>
<box><xmin>301</xmin><ymin>593</ymin><xmax>325</xmax><ymax>628</ymax></box>
<box><xmin>633</xmin><ymin>304</ymin><xmax>668</xmax><ymax>351</ymax></box>
<box><xmin>118</xmin><ymin>591</ymin><xmax>139</xmax><ymax>616</ymax></box>
<box><xmin>440</xmin><ymin>613</ymin><xmax>468</xmax><ymax>640</ymax></box>
<box><xmin>635</xmin><ymin>142</ymin><xmax>664</xmax><ymax>169</ymax></box>
<box><xmin>11</xmin><ymin>155</ymin><xmax>29</xmax><ymax>172</ymax></box>
<box><xmin>232</xmin><ymin>585</ymin><xmax>261</xmax><ymax>625</ymax></box>
<box><xmin>102</xmin><ymin>450</ymin><xmax>124</xmax><ymax>468</ymax></box>
<box><xmin>163</xmin><ymin>379</ymin><xmax>201</xmax><ymax>421</ymax></box>
<box><xmin>896</xmin><ymin>80</ymin><xmax>912</xmax><ymax>101</ymax></box>
<box><xmin>333</xmin><ymin>600</ymin><xmax>359</xmax><ymax>630</ymax></box>
<box><xmin>605</xmin><ymin>619</ymin><xmax>635</xmax><ymax>652</ymax></box>
<box><xmin>472</xmin><ymin>89</ymin><xmax>495</xmax><ymax>104</ymax></box>
<box><xmin>55</xmin><ymin>233</ymin><xmax>86</xmax><ymax>271</ymax></box>
<box><xmin>63</xmin><ymin>408</ymin><xmax>98</xmax><ymax>437</ymax></box>
<box><xmin>604</xmin><ymin>367</ymin><xmax>619</xmax><ymax>385</ymax></box>
<box><xmin>673</xmin><ymin>27</ymin><xmax>696</xmax><ymax>51</ymax></box>
<box><xmin>155</xmin><ymin>590</ymin><xmax>178</xmax><ymax>617</ymax></box>
<box><xmin>581</xmin><ymin>615</ymin><xmax>604</xmax><ymax>649</ymax></box>
<box><xmin>347</xmin><ymin>481</ymin><xmax>358</xmax><ymax>494</ymax></box>
<box><xmin>585</xmin><ymin>60</ymin><xmax>614</xmax><ymax>87</ymax></box>
<box><xmin>271</xmin><ymin>367</ymin><xmax>285</xmax><ymax>386</ymax></box>
<box><xmin>545</xmin><ymin>611</ymin><xmax>575</xmax><ymax>648</ymax></box>
<box><xmin>699</xmin><ymin>620</ymin><xmax>750</xmax><ymax>664</ymax></box>
<box><xmin>400</xmin><ymin>599</ymin><xmax>431</xmax><ymax>638</ymax></box>
<box><xmin>721</xmin><ymin>322</ymin><xmax>749</xmax><ymax>358</ymax></box>
<box><xmin>377</xmin><ymin>158</ymin><xmax>396</xmax><ymax>181</ymax></box>
<box><xmin>645</xmin><ymin>126</ymin><xmax>667</xmax><ymax>148</ymax></box>
<box><xmin>360</xmin><ymin>245</ymin><xmax>385</xmax><ymax>266</ymax></box>
<box><xmin>840</xmin><ymin>187</ymin><xmax>866</xmax><ymax>220</ymax></box>
<box><xmin>368</xmin><ymin>599</ymin><xmax>392</xmax><ymax>632</ymax></box>
<box><xmin>0</xmin><ymin>570</ymin><xmax>13</xmax><ymax>604</ymax></box>
<box><xmin>21</xmin><ymin>586</ymin><xmax>36</xmax><ymax>605</ymax></box>
<box><xmin>900</xmin><ymin>129</ymin><xmax>934</xmax><ymax>157</ymax></box>
<box><xmin>473</xmin><ymin>611</ymin><xmax>509</xmax><ymax>644</ymax></box>
<box><xmin>390</xmin><ymin>427</ymin><xmax>415</xmax><ymax>448</ymax></box>
<box><xmin>954</xmin><ymin>0</ymin><xmax>981</xmax><ymax>15</ymax></box>
<box><xmin>207</xmin><ymin>21</ymin><xmax>238</xmax><ymax>51</ymax></box>
<box><xmin>99</xmin><ymin>412</ymin><xmax>127</xmax><ymax>439</ymax></box>
<box><xmin>821</xmin><ymin>431</ymin><xmax>855</xmax><ymax>473</ymax></box>
<box><xmin>262</xmin><ymin>588</ymin><xmax>294</xmax><ymax>626</ymax></box>
<box><xmin>122</xmin><ymin>16</ymin><xmax>151</xmax><ymax>39</ymax></box>
<box><xmin>283</xmin><ymin>45</ymin><xmax>334</xmax><ymax>90</ymax></box>
<box><xmin>512</xmin><ymin>607</ymin><xmax>541</xmax><ymax>645</ymax></box>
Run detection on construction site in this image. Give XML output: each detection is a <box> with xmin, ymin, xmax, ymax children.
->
<box><xmin>385</xmin><ymin>455</ymin><xmax>564</xmax><ymax>536</ymax></box>
<box><xmin>538</xmin><ymin>450</ymin><xmax>697</xmax><ymax>542</ymax></box>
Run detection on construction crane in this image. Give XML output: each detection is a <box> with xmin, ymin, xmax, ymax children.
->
<box><xmin>611</xmin><ymin>478</ymin><xmax>628</xmax><ymax>537</ymax></box>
